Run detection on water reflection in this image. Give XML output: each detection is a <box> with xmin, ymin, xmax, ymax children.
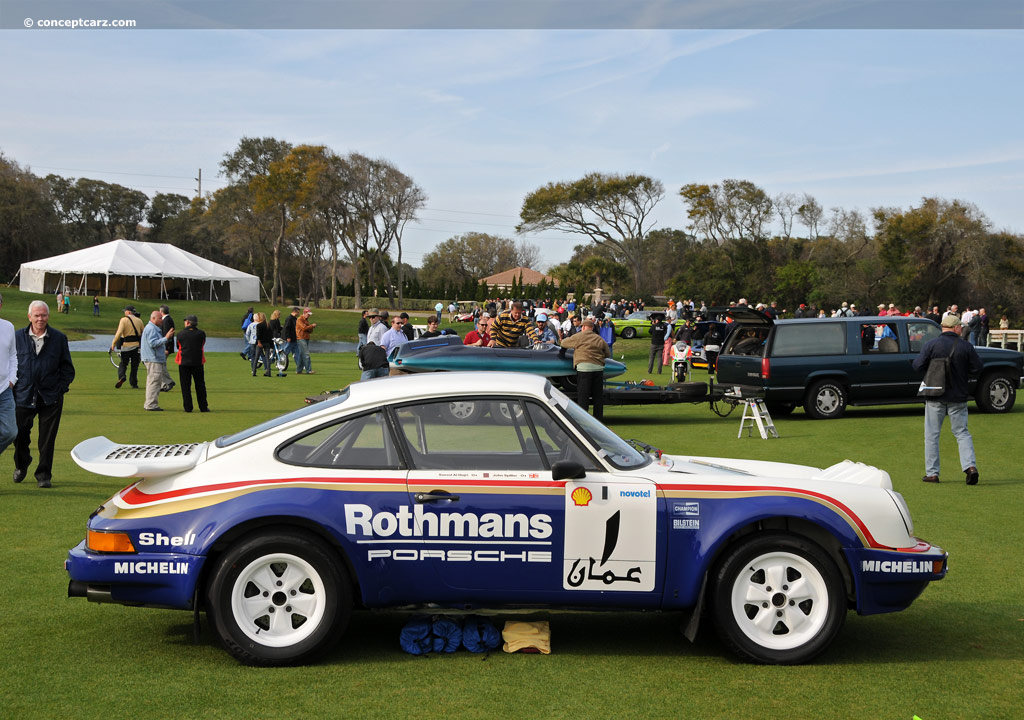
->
<box><xmin>70</xmin><ymin>335</ymin><xmax>358</xmax><ymax>353</ymax></box>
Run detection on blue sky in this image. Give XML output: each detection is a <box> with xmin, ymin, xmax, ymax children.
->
<box><xmin>2</xmin><ymin>28</ymin><xmax>1021</xmax><ymax>269</ymax></box>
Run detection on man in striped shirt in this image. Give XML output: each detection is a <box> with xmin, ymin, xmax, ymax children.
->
<box><xmin>488</xmin><ymin>302</ymin><xmax>539</xmax><ymax>348</ymax></box>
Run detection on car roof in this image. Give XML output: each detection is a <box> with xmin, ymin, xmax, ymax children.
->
<box><xmin>343</xmin><ymin>371</ymin><xmax>553</xmax><ymax>411</ymax></box>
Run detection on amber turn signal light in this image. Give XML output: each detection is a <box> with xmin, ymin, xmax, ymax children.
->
<box><xmin>87</xmin><ymin>529</ymin><xmax>136</xmax><ymax>553</ymax></box>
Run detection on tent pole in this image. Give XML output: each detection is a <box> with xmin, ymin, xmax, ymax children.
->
<box><xmin>105</xmin><ymin>273</ymin><xmax>109</xmax><ymax>297</ymax></box>
<box><xmin>134</xmin><ymin>276</ymin><xmax>138</xmax><ymax>299</ymax></box>
<box><xmin>209</xmin><ymin>280</ymin><xmax>213</xmax><ymax>301</ymax></box>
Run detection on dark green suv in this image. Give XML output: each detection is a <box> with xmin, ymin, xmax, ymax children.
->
<box><xmin>715</xmin><ymin>310</ymin><xmax>1023</xmax><ymax>419</ymax></box>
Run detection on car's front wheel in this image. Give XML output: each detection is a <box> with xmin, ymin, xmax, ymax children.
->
<box><xmin>438</xmin><ymin>400</ymin><xmax>484</xmax><ymax>424</ymax></box>
<box><xmin>975</xmin><ymin>372</ymin><xmax>1016</xmax><ymax>413</ymax></box>
<box><xmin>206</xmin><ymin>531</ymin><xmax>351</xmax><ymax>666</ymax></box>
<box><xmin>711</xmin><ymin>533</ymin><xmax>846</xmax><ymax>664</ymax></box>
<box><xmin>804</xmin><ymin>379</ymin><xmax>847</xmax><ymax>419</ymax></box>
<box><xmin>621</xmin><ymin>327</ymin><xmax>637</xmax><ymax>339</ymax></box>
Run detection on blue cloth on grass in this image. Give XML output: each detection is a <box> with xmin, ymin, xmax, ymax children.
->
<box><xmin>399</xmin><ymin>616</ymin><xmax>433</xmax><ymax>655</ymax></box>
<box><xmin>431</xmin><ymin>617</ymin><xmax>463</xmax><ymax>653</ymax></box>
<box><xmin>461</xmin><ymin>616</ymin><xmax>501</xmax><ymax>653</ymax></box>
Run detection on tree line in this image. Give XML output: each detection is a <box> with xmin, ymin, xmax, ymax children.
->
<box><xmin>3</xmin><ymin>148</ymin><xmax>1022</xmax><ymax>319</ymax></box>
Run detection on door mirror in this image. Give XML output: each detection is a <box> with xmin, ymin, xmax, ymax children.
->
<box><xmin>551</xmin><ymin>460</ymin><xmax>586</xmax><ymax>481</ymax></box>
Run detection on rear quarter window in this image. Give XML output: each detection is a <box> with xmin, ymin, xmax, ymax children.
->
<box><xmin>771</xmin><ymin>323</ymin><xmax>846</xmax><ymax>357</ymax></box>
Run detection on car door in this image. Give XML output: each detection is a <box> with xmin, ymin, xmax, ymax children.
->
<box><xmin>392</xmin><ymin>396</ymin><xmax>659</xmax><ymax>605</ymax></box>
<box><xmin>850</xmin><ymin>321</ymin><xmax>915</xmax><ymax>400</ymax></box>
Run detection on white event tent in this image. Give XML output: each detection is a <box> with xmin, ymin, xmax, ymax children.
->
<box><xmin>18</xmin><ymin>239</ymin><xmax>261</xmax><ymax>302</ymax></box>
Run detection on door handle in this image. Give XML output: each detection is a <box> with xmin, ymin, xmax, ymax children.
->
<box><xmin>860</xmin><ymin>360</ymin><xmax>869</xmax><ymax>365</ymax></box>
<box><xmin>415</xmin><ymin>491</ymin><xmax>460</xmax><ymax>503</ymax></box>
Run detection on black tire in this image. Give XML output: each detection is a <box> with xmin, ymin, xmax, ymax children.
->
<box><xmin>766</xmin><ymin>402</ymin><xmax>797</xmax><ymax>417</ymax></box>
<box><xmin>206</xmin><ymin>531</ymin><xmax>351</xmax><ymax>666</ymax></box>
<box><xmin>975</xmin><ymin>372</ymin><xmax>1016</xmax><ymax>413</ymax></box>
<box><xmin>674</xmin><ymin>364</ymin><xmax>687</xmax><ymax>383</ymax></box>
<box><xmin>274</xmin><ymin>349</ymin><xmax>290</xmax><ymax>373</ymax></box>
<box><xmin>803</xmin><ymin>379</ymin><xmax>847</xmax><ymax>419</ymax></box>
<box><xmin>710</xmin><ymin>533</ymin><xmax>846</xmax><ymax>665</ymax></box>
<box><xmin>438</xmin><ymin>400</ymin><xmax>484</xmax><ymax>425</ymax></box>
<box><xmin>621</xmin><ymin>327</ymin><xmax>637</xmax><ymax>339</ymax></box>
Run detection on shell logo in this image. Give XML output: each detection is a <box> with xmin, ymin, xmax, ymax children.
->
<box><xmin>571</xmin><ymin>486</ymin><xmax>592</xmax><ymax>507</ymax></box>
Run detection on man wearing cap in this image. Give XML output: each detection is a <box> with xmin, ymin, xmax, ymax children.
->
<box><xmin>534</xmin><ymin>313</ymin><xmax>558</xmax><ymax>345</ymax></box>
<box><xmin>912</xmin><ymin>314</ymin><xmax>983</xmax><ymax>485</ymax></box>
<box><xmin>559</xmin><ymin>318</ymin><xmax>611</xmax><ymax>420</ymax></box>
<box><xmin>175</xmin><ymin>315</ymin><xmax>208</xmax><ymax>413</ymax></box>
<box><xmin>399</xmin><ymin>312</ymin><xmax>415</xmax><ymax>341</ymax></box>
<box><xmin>366</xmin><ymin>309</ymin><xmax>386</xmax><ymax>346</ymax></box>
<box><xmin>111</xmin><ymin>305</ymin><xmax>145</xmax><ymax>389</ymax></box>
<box><xmin>295</xmin><ymin>307</ymin><xmax>316</xmax><ymax>374</ymax></box>
<box><xmin>648</xmin><ymin>314</ymin><xmax>669</xmax><ymax>374</ymax></box>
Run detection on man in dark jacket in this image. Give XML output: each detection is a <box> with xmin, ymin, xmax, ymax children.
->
<box><xmin>912</xmin><ymin>315</ymin><xmax>984</xmax><ymax>485</ymax></box>
<box><xmin>13</xmin><ymin>301</ymin><xmax>75</xmax><ymax>488</ymax></box>
<box><xmin>176</xmin><ymin>315</ymin><xmax>208</xmax><ymax>413</ymax></box>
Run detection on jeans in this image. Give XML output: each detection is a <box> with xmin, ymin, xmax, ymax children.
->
<box><xmin>296</xmin><ymin>339</ymin><xmax>312</xmax><ymax>373</ymax></box>
<box><xmin>360</xmin><ymin>367</ymin><xmax>389</xmax><ymax>381</ymax></box>
<box><xmin>924</xmin><ymin>400</ymin><xmax>976</xmax><ymax>477</ymax></box>
<box><xmin>251</xmin><ymin>343</ymin><xmax>271</xmax><ymax>376</ymax></box>
<box><xmin>0</xmin><ymin>386</ymin><xmax>17</xmax><ymax>455</ymax></box>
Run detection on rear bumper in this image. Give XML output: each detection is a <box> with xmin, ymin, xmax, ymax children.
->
<box><xmin>65</xmin><ymin>540</ymin><xmax>204</xmax><ymax>609</ymax></box>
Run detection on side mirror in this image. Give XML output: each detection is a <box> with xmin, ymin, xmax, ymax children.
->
<box><xmin>551</xmin><ymin>460</ymin><xmax>586</xmax><ymax>481</ymax></box>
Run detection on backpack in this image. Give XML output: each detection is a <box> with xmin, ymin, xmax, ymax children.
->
<box><xmin>918</xmin><ymin>341</ymin><xmax>957</xmax><ymax>397</ymax></box>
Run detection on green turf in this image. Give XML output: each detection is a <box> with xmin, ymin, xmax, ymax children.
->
<box><xmin>0</xmin><ymin>330</ymin><xmax>1021</xmax><ymax>719</ymax></box>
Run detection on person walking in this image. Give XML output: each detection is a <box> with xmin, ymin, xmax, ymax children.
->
<box><xmin>250</xmin><ymin>313</ymin><xmax>274</xmax><ymax>377</ymax></box>
<box><xmin>175</xmin><ymin>314</ymin><xmax>208</xmax><ymax>413</ymax></box>
<box><xmin>111</xmin><ymin>305</ymin><xmax>145</xmax><ymax>389</ymax></box>
<box><xmin>0</xmin><ymin>294</ymin><xmax>18</xmax><ymax>458</ymax></box>
<box><xmin>283</xmin><ymin>306</ymin><xmax>300</xmax><ymax>369</ymax></box>
<box><xmin>13</xmin><ymin>301</ymin><xmax>75</xmax><ymax>487</ymax></box>
<box><xmin>559</xmin><ymin>318</ymin><xmax>611</xmax><ymax>421</ymax></box>
<box><xmin>141</xmin><ymin>310</ymin><xmax>174</xmax><ymax>411</ymax></box>
<box><xmin>295</xmin><ymin>307</ymin><xmax>317</xmax><ymax>374</ymax></box>
<box><xmin>912</xmin><ymin>315</ymin><xmax>984</xmax><ymax>484</ymax></box>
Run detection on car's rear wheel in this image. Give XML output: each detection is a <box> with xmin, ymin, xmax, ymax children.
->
<box><xmin>975</xmin><ymin>372</ymin><xmax>1016</xmax><ymax>413</ymax></box>
<box><xmin>206</xmin><ymin>531</ymin><xmax>351</xmax><ymax>666</ymax></box>
<box><xmin>490</xmin><ymin>400</ymin><xmax>525</xmax><ymax>425</ymax></box>
<box><xmin>711</xmin><ymin>533</ymin><xmax>846</xmax><ymax>664</ymax></box>
<box><xmin>621</xmin><ymin>327</ymin><xmax>637</xmax><ymax>339</ymax></box>
<box><xmin>804</xmin><ymin>379</ymin><xmax>847</xmax><ymax>419</ymax></box>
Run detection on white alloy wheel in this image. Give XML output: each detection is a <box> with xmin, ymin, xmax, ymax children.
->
<box><xmin>229</xmin><ymin>552</ymin><xmax>327</xmax><ymax>648</ymax></box>
<box><xmin>728</xmin><ymin>550</ymin><xmax>830</xmax><ymax>651</ymax></box>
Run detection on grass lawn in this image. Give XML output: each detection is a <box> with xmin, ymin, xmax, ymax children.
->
<box><xmin>0</xmin><ymin>307</ymin><xmax>1021</xmax><ymax>719</ymax></box>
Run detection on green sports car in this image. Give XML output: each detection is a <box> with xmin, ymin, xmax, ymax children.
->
<box><xmin>615</xmin><ymin>311</ymin><xmax>665</xmax><ymax>339</ymax></box>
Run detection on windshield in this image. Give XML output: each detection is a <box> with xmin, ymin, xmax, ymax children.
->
<box><xmin>549</xmin><ymin>386</ymin><xmax>650</xmax><ymax>469</ymax></box>
<box><xmin>215</xmin><ymin>390</ymin><xmax>351</xmax><ymax>448</ymax></box>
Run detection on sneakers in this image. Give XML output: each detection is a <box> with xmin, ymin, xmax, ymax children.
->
<box><xmin>161</xmin><ymin>381</ymin><xmax>176</xmax><ymax>392</ymax></box>
<box><xmin>964</xmin><ymin>467</ymin><xmax>980</xmax><ymax>485</ymax></box>
<box><xmin>922</xmin><ymin>475</ymin><xmax>940</xmax><ymax>483</ymax></box>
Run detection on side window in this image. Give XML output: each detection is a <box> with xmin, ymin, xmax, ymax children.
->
<box><xmin>859</xmin><ymin>323</ymin><xmax>899</xmax><ymax>353</ymax></box>
<box><xmin>395</xmin><ymin>399</ymin><xmax>565</xmax><ymax>471</ymax></box>
<box><xmin>525</xmin><ymin>402</ymin><xmax>601</xmax><ymax>471</ymax></box>
<box><xmin>771</xmin><ymin>323</ymin><xmax>845</xmax><ymax>357</ymax></box>
<box><xmin>277</xmin><ymin>411</ymin><xmax>400</xmax><ymax>469</ymax></box>
<box><xmin>908</xmin><ymin>321</ymin><xmax>940</xmax><ymax>352</ymax></box>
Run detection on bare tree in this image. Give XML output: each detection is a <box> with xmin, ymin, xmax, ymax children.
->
<box><xmin>774</xmin><ymin>192</ymin><xmax>799</xmax><ymax>239</ymax></box>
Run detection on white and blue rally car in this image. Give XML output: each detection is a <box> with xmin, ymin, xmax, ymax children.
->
<box><xmin>66</xmin><ymin>372</ymin><xmax>946</xmax><ymax>666</ymax></box>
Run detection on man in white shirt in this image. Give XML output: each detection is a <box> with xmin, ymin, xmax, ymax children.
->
<box><xmin>0</xmin><ymin>294</ymin><xmax>18</xmax><ymax>456</ymax></box>
<box><xmin>365</xmin><ymin>309</ymin><xmax>386</xmax><ymax>346</ymax></box>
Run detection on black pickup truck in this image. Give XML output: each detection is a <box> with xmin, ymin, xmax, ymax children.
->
<box><xmin>715</xmin><ymin>310</ymin><xmax>1024</xmax><ymax>419</ymax></box>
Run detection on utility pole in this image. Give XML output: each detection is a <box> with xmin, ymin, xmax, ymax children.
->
<box><xmin>195</xmin><ymin>168</ymin><xmax>202</xmax><ymax>197</ymax></box>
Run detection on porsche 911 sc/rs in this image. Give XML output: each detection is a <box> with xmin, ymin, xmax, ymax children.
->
<box><xmin>66</xmin><ymin>372</ymin><xmax>946</xmax><ymax>666</ymax></box>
